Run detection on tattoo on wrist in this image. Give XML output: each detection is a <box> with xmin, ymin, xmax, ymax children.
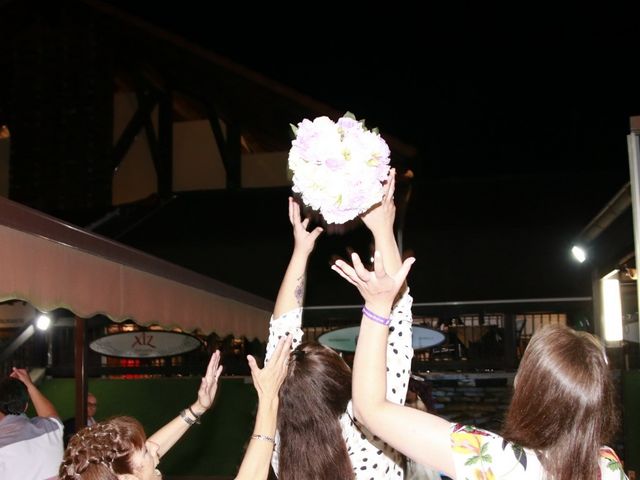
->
<box><xmin>294</xmin><ymin>276</ymin><xmax>305</xmax><ymax>306</ymax></box>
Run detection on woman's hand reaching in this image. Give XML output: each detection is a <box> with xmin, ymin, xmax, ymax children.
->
<box><xmin>332</xmin><ymin>250</ymin><xmax>415</xmax><ymax>313</ymax></box>
<box><xmin>194</xmin><ymin>350</ymin><xmax>223</xmax><ymax>413</ymax></box>
<box><xmin>361</xmin><ymin>168</ymin><xmax>396</xmax><ymax>237</ymax></box>
<box><xmin>247</xmin><ymin>334</ymin><xmax>292</xmax><ymax>402</ymax></box>
<box><xmin>289</xmin><ymin>197</ymin><xmax>323</xmax><ymax>256</ymax></box>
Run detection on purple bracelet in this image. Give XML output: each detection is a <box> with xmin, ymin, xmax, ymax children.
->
<box><xmin>362</xmin><ymin>306</ymin><xmax>391</xmax><ymax>326</ymax></box>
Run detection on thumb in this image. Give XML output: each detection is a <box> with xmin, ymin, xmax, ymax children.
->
<box><xmin>309</xmin><ymin>226</ymin><xmax>323</xmax><ymax>241</ymax></box>
<box><xmin>247</xmin><ymin>355</ymin><xmax>259</xmax><ymax>374</ymax></box>
<box><xmin>394</xmin><ymin>257</ymin><xmax>416</xmax><ymax>284</ymax></box>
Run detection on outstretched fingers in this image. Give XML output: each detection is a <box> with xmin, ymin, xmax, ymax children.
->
<box><xmin>248</xmin><ymin>335</ymin><xmax>292</xmax><ymax>397</ymax></box>
<box><xmin>332</xmin><ymin>252</ymin><xmax>374</xmax><ymax>286</ymax></box>
<box><xmin>205</xmin><ymin>350</ymin><xmax>221</xmax><ymax>381</ymax></box>
<box><xmin>331</xmin><ymin>262</ymin><xmax>360</xmax><ymax>287</ymax></box>
<box><xmin>270</xmin><ymin>334</ymin><xmax>293</xmax><ymax>366</ymax></box>
<box><xmin>384</xmin><ymin>168</ymin><xmax>396</xmax><ymax>205</ymax></box>
<box><xmin>351</xmin><ymin>252</ymin><xmax>372</xmax><ymax>280</ymax></box>
<box><xmin>289</xmin><ymin>197</ymin><xmax>304</xmax><ymax>226</ymax></box>
<box><xmin>372</xmin><ymin>250</ymin><xmax>388</xmax><ymax>279</ymax></box>
<box><xmin>394</xmin><ymin>256</ymin><xmax>416</xmax><ymax>285</ymax></box>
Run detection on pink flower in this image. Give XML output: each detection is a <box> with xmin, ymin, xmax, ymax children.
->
<box><xmin>288</xmin><ymin>113</ymin><xmax>391</xmax><ymax>225</ymax></box>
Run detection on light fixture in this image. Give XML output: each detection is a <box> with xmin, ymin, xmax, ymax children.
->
<box><xmin>600</xmin><ymin>270</ymin><xmax>623</xmax><ymax>343</ymax></box>
<box><xmin>35</xmin><ymin>314</ymin><xmax>51</xmax><ymax>331</ymax></box>
<box><xmin>571</xmin><ymin>245</ymin><xmax>587</xmax><ymax>263</ymax></box>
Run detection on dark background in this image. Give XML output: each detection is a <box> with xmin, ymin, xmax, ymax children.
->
<box><xmin>102</xmin><ymin>1</ymin><xmax>640</xmax><ymax>182</ymax></box>
<box><xmin>2</xmin><ymin>1</ymin><xmax>640</xmax><ymax>306</ymax></box>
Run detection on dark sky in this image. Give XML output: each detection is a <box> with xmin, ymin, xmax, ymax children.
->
<box><xmin>104</xmin><ymin>2</ymin><xmax>640</xmax><ymax>183</ymax></box>
<box><xmin>91</xmin><ymin>2</ymin><xmax>640</xmax><ymax>304</ymax></box>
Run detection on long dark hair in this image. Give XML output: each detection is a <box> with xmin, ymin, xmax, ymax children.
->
<box><xmin>59</xmin><ymin>416</ymin><xmax>146</xmax><ymax>480</ymax></box>
<box><xmin>502</xmin><ymin>324</ymin><xmax>619</xmax><ymax>479</ymax></box>
<box><xmin>277</xmin><ymin>341</ymin><xmax>354</xmax><ymax>479</ymax></box>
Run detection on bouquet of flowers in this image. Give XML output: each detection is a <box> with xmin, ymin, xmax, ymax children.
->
<box><xmin>288</xmin><ymin>112</ymin><xmax>391</xmax><ymax>225</ymax></box>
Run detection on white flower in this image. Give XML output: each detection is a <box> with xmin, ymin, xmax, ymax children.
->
<box><xmin>288</xmin><ymin>113</ymin><xmax>391</xmax><ymax>224</ymax></box>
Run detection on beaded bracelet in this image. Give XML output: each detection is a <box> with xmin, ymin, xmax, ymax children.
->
<box><xmin>362</xmin><ymin>306</ymin><xmax>391</xmax><ymax>326</ymax></box>
<box><xmin>251</xmin><ymin>433</ymin><xmax>276</xmax><ymax>444</ymax></box>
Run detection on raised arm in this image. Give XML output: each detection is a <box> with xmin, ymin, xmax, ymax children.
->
<box><xmin>11</xmin><ymin>367</ymin><xmax>58</xmax><ymax>418</ymax></box>
<box><xmin>147</xmin><ymin>350</ymin><xmax>223</xmax><ymax>458</ymax></box>
<box><xmin>266</xmin><ymin>198</ymin><xmax>322</xmax><ymax>362</ymax></box>
<box><xmin>361</xmin><ymin>168</ymin><xmax>402</xmax><ymax>277</ymax></box>
<box><xmin>333</xmin><ymin>252</ymin><xmax>456</xmax><ymax>478</ymax></box>
<box><xmin>361</xmin><ymin>168</ymin><xmax>413</xmax><ymax>405</ymax></box>
<box><xmin>236</xmin><ymin>335</ymin><xmax>292</xmax><ymax>480</ymax></box>
<box><xmin>273</xmin><ymin>197</ymin><xmax>323</xmax><ymax>317</ymax></box>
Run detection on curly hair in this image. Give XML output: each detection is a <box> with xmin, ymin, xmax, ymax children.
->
<box><xmin>59</xmin><ymin>416</ymin><xmax>146</xmax><ymax>480</ymax></box>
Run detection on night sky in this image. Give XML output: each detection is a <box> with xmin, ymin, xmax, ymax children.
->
<box><xmin>104</xmin><ymin>2</ymin><xmax>640</xmax><ymax>183</ymax></box>
<box><xmin>95</xmin><ymin>2</ymin><xmax>640</xmax><ymax>304</ymax></box>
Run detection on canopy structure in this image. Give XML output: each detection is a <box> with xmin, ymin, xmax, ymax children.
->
<box><xmin>0</xmin><ymin>195</ymin><xmax>272</xmax><ymax>339</ymax></box>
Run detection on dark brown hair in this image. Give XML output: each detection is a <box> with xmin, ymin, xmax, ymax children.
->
<box><xmin>0</xmin><ymin>377</ymin><xmax>28</xmax><ymax>415</ymax></box>
<box><xmin>59</xmin><ymin>416</ymin><xmax>146</xmax><ymax>480</ymax></box>
<box><xmin>277</xmin><ymin>341</ymin><xmax>354</xmax><ymax>479</ymax></box>
<box><xmin>502</xmin><ymin>324</ymin><xmax>619</xmax><ymax>480</ymax></box>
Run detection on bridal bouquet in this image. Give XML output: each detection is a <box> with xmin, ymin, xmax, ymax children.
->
<box><xmin>288</xmin><ymin>112</ymin><xmax>391</xmax><ymax>225</ymax></box>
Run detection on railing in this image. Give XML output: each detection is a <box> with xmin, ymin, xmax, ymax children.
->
<box><xmin>1</xmin><ymin>297</ymin><xmax>593</xmax><ymax>377</ymax></box>
<box><xmin>302</xmin><ymin>296</ymin><xmax>593</xmax><ymax>371</ymax></box>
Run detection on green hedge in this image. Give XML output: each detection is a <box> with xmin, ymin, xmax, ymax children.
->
<box><xmin>37</xmin><ymin>377</ymin><xmax>257</xmax><ymax>476</ymax></box>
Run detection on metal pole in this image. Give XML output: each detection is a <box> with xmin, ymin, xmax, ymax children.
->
<box><xmin>627</xmin><ymin>116</ymin><xmax>640</xmax><ymax>344</ymax></box>
<box><xmin>74</xmin><ymin>316</ymin><xmax>88</xmax><ymax>429</ymax></box>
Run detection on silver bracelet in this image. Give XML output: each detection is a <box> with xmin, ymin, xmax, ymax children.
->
<box><xmin>188</xmin><ymin>406</ymin><xmax>202</xmax><ymax>425</ymax></box>
<box><xmin>179</xmin><ymin>409</ymin><xmax>197</xmax><ymax>426</ymax></box>
<box><xmin>251</xmin><ymin>433</ymin><xmax>275</xmax><ymax>444</ymax></box>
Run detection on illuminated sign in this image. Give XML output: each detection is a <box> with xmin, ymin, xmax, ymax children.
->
<box><xmin>90</xmin><ymin>331</ymin><xmax>201</xmax><ymax>358</ymax></box>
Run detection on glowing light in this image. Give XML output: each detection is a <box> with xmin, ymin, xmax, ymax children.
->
<box><xmin>571</xmin><ymin>245</ymin><xmax>586</xmax><ymax>263</ymax></box>
<box><xmin>36</xmin><ymin>314</ymin><xmax>51</xmax><ymax>331</ymax></box>
<box><xmin>601</xmin><ymin>270</ymin><xmax>623</xmax><ymax>343</ymax></box>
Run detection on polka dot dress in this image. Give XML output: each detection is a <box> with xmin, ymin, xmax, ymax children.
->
<box><xmin>266</xmin><ymin>291</ymin><xmax>414</xmax><ymax>479</ymax></box>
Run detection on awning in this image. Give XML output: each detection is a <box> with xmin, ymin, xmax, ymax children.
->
<box><xmin>0</xmin><ymin>196</ymin><xmax>272</xmax><ymax>339</ymax></box>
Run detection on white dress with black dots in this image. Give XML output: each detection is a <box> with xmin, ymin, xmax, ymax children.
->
<box><xmin>265</xmin><ymin>291</ymin><xmax>414</xmax><ymax>479</ymax></box>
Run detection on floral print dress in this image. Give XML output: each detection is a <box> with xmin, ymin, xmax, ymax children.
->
<box><xmin>449</xmin><ymin>424</ymin><xmax>628</xmax><ymax>479</ymax></box>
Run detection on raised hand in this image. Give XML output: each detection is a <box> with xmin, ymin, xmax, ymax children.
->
<box><xmin>10</xmin><ymin>367</ymin><xmax>34</xmax><ymax>388</ymax></box>
<box><xmin>361</xmin><ymin>168</ymin><xmax>396</xmax><ymax>236</ymax></box>
<box><xmin>289</xmin><ymin>197</ymin><xmax>323</xmax><ymax>255</ymax></box>
<box><xmin>332</xmin><ymin>250</ymin><xmax>415</xmax><ymax>311</ymax></box>
<box><xmin>247</xmin><ymin>334</ymin><xmax>292</xmax><ymax>401</ymax></box>
<box><xmin>195</xmin><ymin>350</ymin><xmax>223</xmax><ymax>412</ymax></box>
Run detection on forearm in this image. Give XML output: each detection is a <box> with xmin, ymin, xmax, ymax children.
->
<box><xmin>236</xmin><ymin>399</ymin><xmax>278</xmax><ymax>480</ymax></box>
<box><xmin>352</xmin><ymin>305</ymin><xmax>393</xmax><ymax>423</ymax></box>
<box><xmin>27</xmin><ymin>385</ymin><xmax>58</xmax><ymax>418</ymax></box>
<box><xmin>385</xmin><ymin>292</ymin><xmax>414</xmax><ymax>403</ymax></box>
<box><xmin>372</xmin><ymin>229</ymin><xmax>402</xmax><ymax>276</ymax></box>
<box><xmin>353</xmin><ymin>308</ymin><xmax>455</xmax><ymax>476</ymax></box>
<box><xmin>147</xmin><ymin>401</ymin><xmax>203</xmax><ymax>457</ymax></box>
<box><xmin>273</xmin><ymin>249</ymin><xmax>310</xmax><ymax>318</ymax></box>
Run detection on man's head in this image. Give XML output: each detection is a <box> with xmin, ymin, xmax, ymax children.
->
<box><xmin>0</xmin><ymin>377</ymin><xmax>29</xmax><ymax>415</ymax></box>
<box><xmin>87</xmin><ymin>392</ymin><xmax>97</xmax><ymax>419</ymax></box>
